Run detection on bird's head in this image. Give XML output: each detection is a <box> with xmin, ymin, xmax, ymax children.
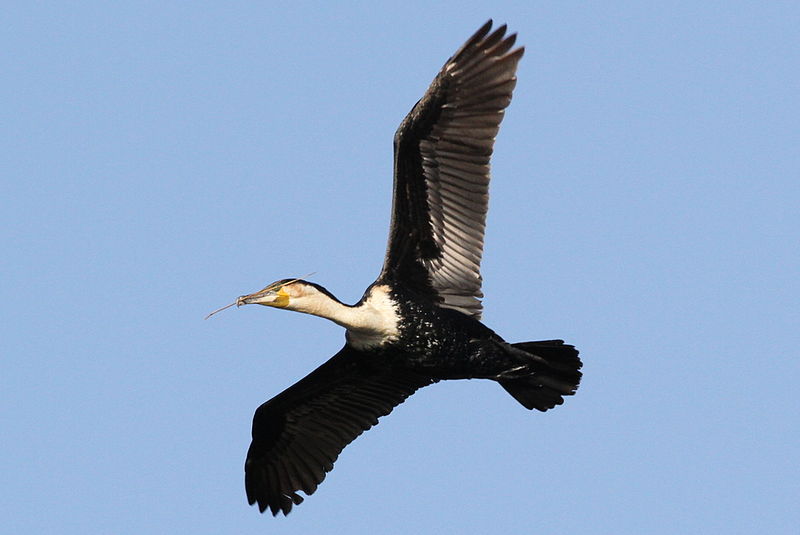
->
<box><xmin>204</xmin><ymin>277</ymin><xmax>342</xmax><ymax>320</ymax></box>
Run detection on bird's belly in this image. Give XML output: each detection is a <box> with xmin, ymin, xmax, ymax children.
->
<box><xmin>390</xmin><ymin>315</ymin><xmax>505</xmax><ymax>378</ymax></box>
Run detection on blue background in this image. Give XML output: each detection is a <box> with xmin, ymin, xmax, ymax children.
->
<box><xmin>3</xmin><ymin>2</ymin><xmax>798</xmax><ymax>533</ymax></box>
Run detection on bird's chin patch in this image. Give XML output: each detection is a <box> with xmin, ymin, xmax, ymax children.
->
<box><xmin>265</xmin><ymin>294</ymin><xmax>290</xmax><ymax>308</ymax></box>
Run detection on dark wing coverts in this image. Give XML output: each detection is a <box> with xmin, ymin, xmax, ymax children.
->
<box><xmin>381</xmin><ymin>21</ymin><xmax>523</xmax><ymax>318</ymax></box>
<box><xmin>245</xmin><ymin>346</ymin><xmax>434</xmax><ymax>515</ymax></box>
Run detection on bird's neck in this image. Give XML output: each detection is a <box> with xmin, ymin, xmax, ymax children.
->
<box><xmin>291</xmin><ymin>285</ymin><xmax>401</xmax><ymax>349</ymax></box>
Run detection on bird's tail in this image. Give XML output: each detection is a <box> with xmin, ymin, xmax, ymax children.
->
<box><xmin>498</xmin><ymin>340</ymin><xmax>582</xmax><ymax>411</ymax></box>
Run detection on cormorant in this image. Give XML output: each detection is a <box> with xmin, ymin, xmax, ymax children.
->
<box><xmin>209</xmin><ymin>21</ymin><xmax>582</xmax><ymax>516</ymax></box>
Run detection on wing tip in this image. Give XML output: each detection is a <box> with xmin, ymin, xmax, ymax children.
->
<box><xmin>449</xmin><ymin>21</ymin><xmax>524</xmax><ymax>72</ymax></box>
<box><xmin>247</xmin><ymin>482</ymin><xmax>306</xmax><ymax>517</ymax></box>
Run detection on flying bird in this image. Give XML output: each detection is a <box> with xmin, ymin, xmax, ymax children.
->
<box><xmin>211</xmin><ymin>21</ymin><xmax>582</xmax><ymax>516</ymax></box>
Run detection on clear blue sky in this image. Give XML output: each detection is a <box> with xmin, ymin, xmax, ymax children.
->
<box><xmin>2</xmin><ymin>2</ymin><xmax>798</xmax><ymax>533</ymax></box>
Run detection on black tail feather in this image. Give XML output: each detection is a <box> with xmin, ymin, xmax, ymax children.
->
<box><xmin>499</xmin><ymin>340</ymin><xmax>582</xmax><ymax>411</ymax></box>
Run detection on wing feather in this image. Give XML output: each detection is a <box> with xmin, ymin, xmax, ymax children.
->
<box><xmin>379</xmin><ymin>22</ymin><xmax>521</xmax><ymax>318</ymax></box>
<box><xmin>244</xmin><ymin>345</ymin><xmax>434</xmax><ymax>515</ymax></box>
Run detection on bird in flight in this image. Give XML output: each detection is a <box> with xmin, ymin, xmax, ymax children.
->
<box><xmin>209</xmin><ymin>20</ymin><xmax>582</xmax><ymax>516</ymax></box>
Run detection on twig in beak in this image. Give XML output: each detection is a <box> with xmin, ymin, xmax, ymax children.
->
<box><xmin>204</xmin><ymin>301</ymin><xmax>238</xmax><ymax>320</ymax></box>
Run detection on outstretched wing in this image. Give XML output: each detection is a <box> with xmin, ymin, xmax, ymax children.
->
<box><xmin>245</xmin><ymin>345</ymin><xmax>434</xmax><ymax>516</ymax></box>
<box><xmin>380</xmin><ymin>21</ymin><xmax>523</xmax><ymax>319</ymax></box>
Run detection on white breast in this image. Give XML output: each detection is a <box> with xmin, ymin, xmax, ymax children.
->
<box><xmin>345</xmin><ymin>285</ymin><xmax>401</xmax><ymax>350</ymax></box>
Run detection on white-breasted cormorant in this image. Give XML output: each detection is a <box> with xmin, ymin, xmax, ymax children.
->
<box><xmin>209</xmin><ymin>21</ymin><xmax>582</xmax><ymax>516</ymax></box>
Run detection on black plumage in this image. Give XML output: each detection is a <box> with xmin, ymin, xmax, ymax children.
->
<box><xmin>222</xmin><ymin>21</ymin><xmax>583</xmax><ymax>516</ymax></box>
<box><xmin>245</xmin><ymin>345</ymin><xmax>435</xmax><ymax>515</ymax></box>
